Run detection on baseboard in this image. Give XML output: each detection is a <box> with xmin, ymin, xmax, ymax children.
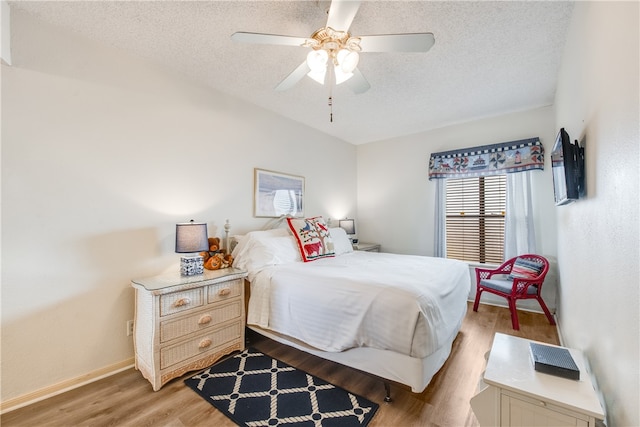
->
<box><xmin>0</xmin><ymin>358</ymin><xmax>135</xmax><ymax>414</ymax></box>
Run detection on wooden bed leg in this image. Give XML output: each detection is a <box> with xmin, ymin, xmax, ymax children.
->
<box><xmin>384</xmin><ymin>382</ymin><xmax>392</xmax><ymax>403</ymax></box>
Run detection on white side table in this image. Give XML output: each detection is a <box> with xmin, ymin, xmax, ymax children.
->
<box><xmin>131</xmin><ymin>267</ymin><xmax>248</xmax><ymax>391</ymax></box>
<box><xmin>471</xmin><ymin>333</ymin><xmax>604</xmax><ymax>426</ymax></box>
<box><xmin>353</xmin><ymin>242</ymin><xmax>380</xmax><ymax>252</ymax></box>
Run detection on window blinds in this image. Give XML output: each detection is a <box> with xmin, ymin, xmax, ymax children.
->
<box><xmin>445</xmin><ymin>175</ymin><xmax>506</xmax><ymax>264</ymax></box>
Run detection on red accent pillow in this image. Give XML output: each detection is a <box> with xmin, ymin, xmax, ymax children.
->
<box><xmin>286</xmin><ymin>216</ymin><xmax>335</xmax><ymax>262</ymax></box>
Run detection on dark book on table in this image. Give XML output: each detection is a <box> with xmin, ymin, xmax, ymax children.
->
<box><xmin>530</xmin><ymin>342</ymin><xmax>580</xmax><ymax>380</ymax></box>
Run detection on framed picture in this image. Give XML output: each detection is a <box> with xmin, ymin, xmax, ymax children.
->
<box><xmin>254</xmin><ymin>168</ymin><xmax>305</xmax><ymax>218</ymax></box>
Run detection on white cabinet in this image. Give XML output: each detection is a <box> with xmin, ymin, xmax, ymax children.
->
<box><xmin>131</xmin><ymin>268</ymin><xmax>248</xmax><ymax>391</ymax></box>
<box><xmin>471</xmin><ymin>333</ymin><xmax>604</xmax><ymax>427</ymax></box>
<box><xmin>353</xmin><ymin>242</ymin><xmax>380</xmax><ymax>252</ymax></box>
<box><xmin>501</xmin><ymin>392</ymin><xmax>591</xmax><ymax>426</ymax></box>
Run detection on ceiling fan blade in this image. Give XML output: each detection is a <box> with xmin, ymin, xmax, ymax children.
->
<box><xmin>326</xmin><ymin>0</ymin><xmax>361</xmax><ymax>31</ymax></box>
<box><xmin>344</xmin><ymin>68</ymin><xmax>370</xmax><ymax>94</ymax></box>
<box><xmin>231</xmin><ymin>32</ymin><xmax>307</xmax><ymax>47</ymax></box>
<box><xmin>359</xmin><ymin>33</ymin><xmax>435</xmax><ymax>52</ymax></box>
<box><xmin>275</xmin><ymin>61</ymin><xmax>311</xmax><ymax>91</ymax></box>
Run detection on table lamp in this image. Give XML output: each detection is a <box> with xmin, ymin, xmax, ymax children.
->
<box><xmin>339</xmin><ymin>218</ymin><xmax>356</xmax><ymax>243</ymax></box>
<box><xmin>175</xmin><ymin>220</ymin><xmax>209</xmax><ymax>276</ymax></box>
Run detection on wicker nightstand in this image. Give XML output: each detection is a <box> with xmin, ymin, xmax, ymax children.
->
<box><xmin>131</xmin><ymin>268</ymin><xmax>248</xmax><ymax>391</ymax></box>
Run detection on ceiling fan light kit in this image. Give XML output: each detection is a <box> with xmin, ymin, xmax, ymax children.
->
<box><xmin>334</xmin><ymin>66</ymin><xmax>354</xmax><ymax>85</ymax></box>
<box><xmin>230</xmin><ymin>0</ymin><xmax>435</xmax><ymax>121</ymax></box>
<box><xmin>303</xmin><ymin>26</ymin><xmax>361</xmax><ymax>85</ymax></box>
<box><xmin>336</xmin><ymin>49</ymin><xmax>359</xmax><ymax>73</ymax></box>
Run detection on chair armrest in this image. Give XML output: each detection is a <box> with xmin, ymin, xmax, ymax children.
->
<box><xmin>475</xmin><ymin>267</ymin><xmax>499</xmax><ymax>282</ymax></box>
<box><xmin>511</xmin><ymin>276</ymin><xmax>543</xmax><ymax>294</ymax></box>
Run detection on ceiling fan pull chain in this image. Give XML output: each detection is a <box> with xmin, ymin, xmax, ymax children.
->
<box><xmin>328</xmin><ymin>96</ymin><xmax>333</xmax><ymax>122</ymax></box>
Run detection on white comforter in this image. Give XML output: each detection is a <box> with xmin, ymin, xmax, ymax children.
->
<box><xmin>246</xmin><ymin>251</ymin><xmax>470</xmax><ymax>358</ymax></box>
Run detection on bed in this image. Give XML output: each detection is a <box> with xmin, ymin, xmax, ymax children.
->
<box><xmin>230</xmin><ymin>218</ymin><xmax>470</xmax><ymax>398</ymax></box>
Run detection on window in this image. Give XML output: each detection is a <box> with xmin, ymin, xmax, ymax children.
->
<box><xmin>445</xmin><ymin>175</ymin><xmax>506</xmax><ymax>264</ymax></box>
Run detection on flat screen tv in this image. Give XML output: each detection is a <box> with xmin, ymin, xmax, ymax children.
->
<box><xmin>551</xmin><ymin>128</ymin><xmax>585</xmax><ymax>205</ymax></box>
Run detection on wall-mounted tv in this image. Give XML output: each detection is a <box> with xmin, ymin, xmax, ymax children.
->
<box><xmin>551</xmin><ymin>128</ymin><xmax>585</xmax><ymax>206</ymax></box>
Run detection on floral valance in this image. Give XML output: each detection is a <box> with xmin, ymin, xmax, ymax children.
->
<box><xmin>428</xmin><ymin>137</ymin><xmax>544</xmax><ymax>180</ymax></box>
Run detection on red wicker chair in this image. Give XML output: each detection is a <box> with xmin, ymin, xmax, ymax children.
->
<box><xmin>473</xmin><ymin>254</ymin><xmax>555</xmax><ymax>330</ymax></box>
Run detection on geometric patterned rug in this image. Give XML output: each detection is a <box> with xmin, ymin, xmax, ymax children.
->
<box><xmin>185</xmin><ymin>348</ymin><xmax>379</xmax><ymax>427</ymax></box>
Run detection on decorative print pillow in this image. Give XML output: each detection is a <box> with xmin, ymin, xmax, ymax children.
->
<box><xmin>509</xmin><ymin>257</ymin><xmax>545</xmax><ymax>279</ymax></box>
<box><xmin>286</xmin><ymin>216</ymin><xmax>335</xmax><ymax>262</ymax></box>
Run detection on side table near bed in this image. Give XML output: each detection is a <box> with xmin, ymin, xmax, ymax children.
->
<box><xmin>353</xmin><ymin>242</ymin><xmax>381</xmax><ymax>252</ymax></box>
<box><xmin>471</xmin><ymin>333</ymin><xmax>604</xmax><ymax>426</ymax></box>
<box><xmin>131</xmin><ymin>267</ymin><xmax>248</xmax><ymax>391</ymax></box>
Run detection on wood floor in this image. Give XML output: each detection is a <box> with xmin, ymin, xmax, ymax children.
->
<box><xmin>2</xmin><ymin>303</ymin><xmax>559</xmax><ymax>427</ymax></box>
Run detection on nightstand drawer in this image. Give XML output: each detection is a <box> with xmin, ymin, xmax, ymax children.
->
<box><xmin>160</xmin><ymin>300</ymin><xmax>242</xmax><ymax>343</ymax></box>
<box><xmin>160</xmin><ymin>321</ymin><xmax>242</xmax><ymax>369</ymax></box>
<box><xmin>207</xmin><ymin>279</ymin><xmax>242</xmax><ymax>303</ymax></box>
<box><xmin>160</xmin><ymin>288</ymin><xmax>204</xmax><ymax>316</ymax></box>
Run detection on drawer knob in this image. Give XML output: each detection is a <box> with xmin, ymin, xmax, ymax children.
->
<box><xmin>199</xmin><ymin>338</ymin><xmax>212</xmax><ymax>349</ymax></box>
<box><xmin>173</xmin><ymin>297</ymin><xmax>191</xmax><ymax>307</ymax></box>
<box><xmin>218</xmin><ymin>288</ymin><xmax>231</xmax><ymax>296</ymax></box>
<box><xmin>198</xmin><ymin>315</ymin><xmax>212</xmax><ymax>325</ymax></box>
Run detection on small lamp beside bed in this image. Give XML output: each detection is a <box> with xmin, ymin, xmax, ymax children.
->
<box><xmin>338</xmin><ymin>218</ymin><xmax>357</xmax><ymax>245</ymax></box>
<box><xmin>175</xmin><ymin>220</ymin><xmax>209</xmax><ymax>276</ymax></box>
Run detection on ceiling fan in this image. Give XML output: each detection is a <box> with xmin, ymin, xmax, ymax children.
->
<box><xmin>230</xmin><ymin>0</ymin><xmax>435</xmax><ymax>95</ymax></box>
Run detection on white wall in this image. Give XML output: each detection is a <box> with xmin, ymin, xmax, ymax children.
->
<box><xmin>554</xmin><ymin>2</ymin><xmax>639</xmax><ymax>426</ymax></box>
<box><xmin>1</xmin><ymin>10</ymin><xmax>356</xmax><ymax>403</ymax></box>
<box><xmin>357</xmin><ymin>107</ymin><xmax>559</xmax><ymax>311</ymax></box>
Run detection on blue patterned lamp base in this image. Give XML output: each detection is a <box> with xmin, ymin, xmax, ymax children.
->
<box><xmin>180</xmin><ymin>255</ymin><xmax>204</xmax><ymax>276</ymax></box>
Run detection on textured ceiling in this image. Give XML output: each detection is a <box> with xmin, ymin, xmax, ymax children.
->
<box><xmin>9</xmin><ymin>1</ymin><xmax>574</xmax><ymax>145</ymax></box>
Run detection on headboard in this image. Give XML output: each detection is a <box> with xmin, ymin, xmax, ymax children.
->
<box><xmin>260</xmin><ymin>214</ymin><xmax>295</xmax><ymax>230</ymax></box>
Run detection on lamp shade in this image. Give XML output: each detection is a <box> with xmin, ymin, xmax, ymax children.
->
<box><xmin>306</xmin><ymin>49</ymin><xmax>328</xmax><ymax>71</ymax></box>
<box><xmin>175</xmin><ymin>221</ymin><xmax>209</xmax><ymax>253</ymax></box>
<box><xmin>337</xmin><ymin>49</ymin><xmax>359</xmax><ymax>73</ymax></box>
<box><xmin>307</xmin><ymin>67</ymin><xmax>327</xmax><ymax>84</ymax></box>
<box><xmin>334</xmin><ymin>65</ymin><xmax>354</xmax><ymax>85</ymax></box>
<box><xmin>338</xmin><ymin>219</ymin><xmax>356</xmax><ymax>235</ymax></box>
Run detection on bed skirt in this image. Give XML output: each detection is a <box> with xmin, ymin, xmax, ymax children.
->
<box><xmin>247</xmin><ymin>321</ymin><xmax>462</xmax><ymax>393</ymax></box>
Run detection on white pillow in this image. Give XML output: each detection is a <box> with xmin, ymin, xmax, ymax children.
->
<box><xmin>330</xmin><ymin>227</ymin><xmax>354</xmax><ymax>255</ymax></box>
<box><xmin>232</xmin><ymin>228</ymin><xmax>300</xmax><ymax>274</ymax></box>
<box><xmin>231</xmin><ymin>228</ymin><xmax>290</xmax><ymax>259</ymax></box>
<box><xmin>262</xmin><ymin>236</ymin><xmax>301</xmax><ymax>264</ymax></box>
